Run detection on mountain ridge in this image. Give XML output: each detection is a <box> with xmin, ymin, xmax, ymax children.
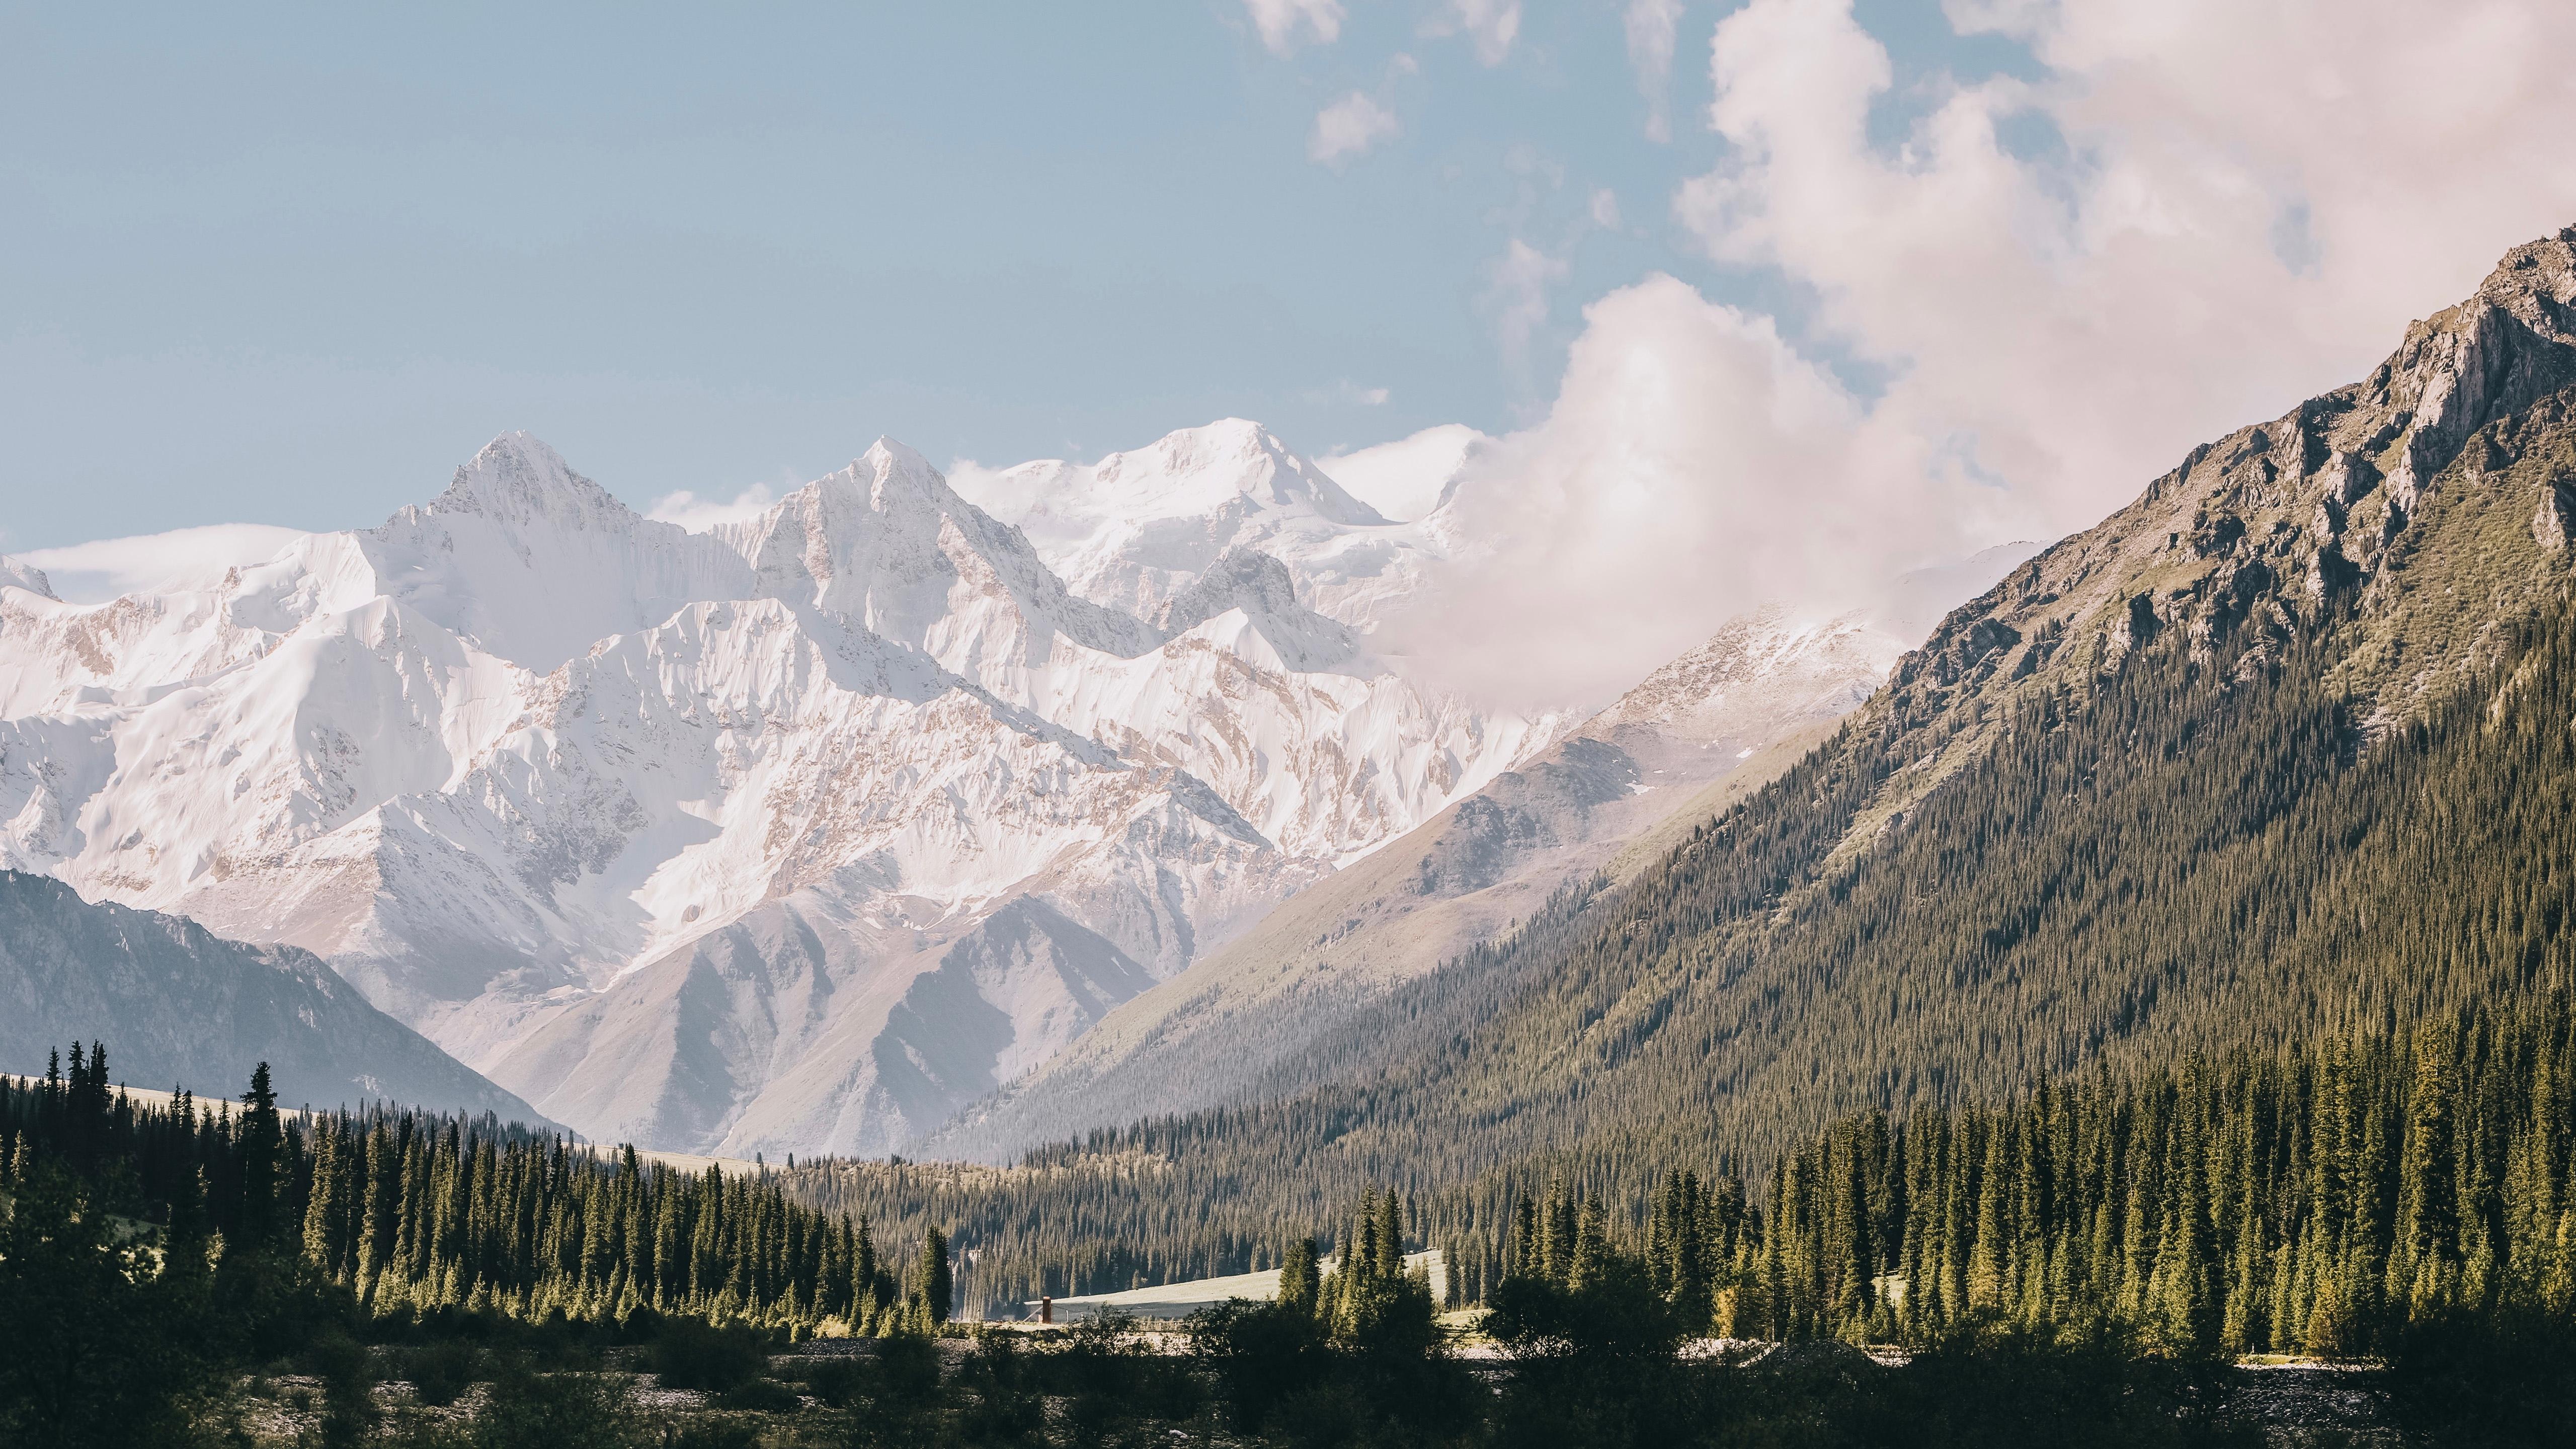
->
<box><xmin>0</xmin><ymin>867</ymin><xmax>545</xmax><ymax>1121</ymax></box>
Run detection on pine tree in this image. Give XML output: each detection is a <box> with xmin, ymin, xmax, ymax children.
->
<box><xmin>918</xmin><ymin>1227</ymin><xmax>953</xmax><ymax>1323</ymax></box>
<box><xmin>1278</xmin><ymin>1235</ymin><xmax>1320</xmax><ymax>1316</ymax></box>
<box><xmin>236</xmin><ymin>1062</ymin><xmax>284</xmax><ymax>1249</ymax></box>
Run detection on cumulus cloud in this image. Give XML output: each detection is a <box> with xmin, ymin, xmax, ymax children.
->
<box><xmin>1624</xmin><ymin>0</ymin><xmax>1685</xmax><ymax>140</ymax></box>
<box><xmin>1677</xmin><ymin>0</ymin><xmax>2576</xmax><ymax>541</ymax></box>
<box><xmin>1589</xmin><ymin>187</ymin><xmax>1624</xmax><ymax>229</ymax></box>
<box><xmin>18</xmin><ymin>524</ymin><xmax>307</xmax><ymax>605</ymax></box>
<box><xmin>1309</xmin><ymin>92</ymin><xmax>1401</xmax><ymax>164</ymax></box>
<box><xmin>648</xmin><ymin>482</ymin><xmax>777</xmax><ymax>532</ymax></box>
<box><xmin>1320</xmin><ymin>423</ymin><xmax>1491</xmax><ymax>521</ymax></box>
<box><xmin>1430</xmin><ymin>0</ymin><xmax>1522</xmax><ymax>65</ymax></box>
<box><xmin>1243</xmin><ymin>0</ymin><xmax>1343</xmax><ymax>55</ymax></box>
<box><xmin>1376</xmin><ymin>277</ymin><xmax>1983</xmax><ymax>706</ymax></box>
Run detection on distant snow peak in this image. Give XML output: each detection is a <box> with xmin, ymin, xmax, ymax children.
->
<box><xmin>1</xmin><ymin>555</ymin><xmax>56</xmax><ymax>601</ymax></box>
<box><xmin>1157</xmin><ymin>547</ymin><xmax>1361</xmax><ymax>673</ymax></box>
<box><xmin>949</xmin><ymin>418</ymin><xmax>1440</xmax><ymax>632</ymax></box>
<box><xmin>1091</xmin><ymin>418</ymin><xmax>1389</xmax><ymax>528</ymax></box>
<box><xmin>1318</xmin><ymin>423</ymin><xmax>1490</xmax><ymax>522</ymax></box>
<box><xmin>429</xmin><ymin>432</ymin><xmax>633</xmax><ymax>530</ymax></box>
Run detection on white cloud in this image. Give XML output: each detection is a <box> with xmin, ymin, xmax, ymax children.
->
<box><xmin>1625</xmin><ymin>0</ymin><xmax>1685</xmax><ymax>140</ymax></box>
<box><xmin>1320</xmin><ymin>423</ymin><xmax>1491</xmax><ymax>521</ymax></box>
<box><xmin>19</xmin><ymin>523</ymin><xmax>307</xmax><ymax>604</ymax></box>
<box><xmin>1589</xmin><ymin>187</ymin><xmax>1623</xmax><ymax>229</ymax></box>
<box><xmin>1309</xmin><ymin>92</ymin><xmax>1401</xmax><ymax>164</ymax></box>
<box><xmin>1243</xmin><ymin>0</ymin><xmax>1344</xmax><ymax>55</ymax></box>
<box><xmin>1299</xmin><ymin>378</ymin><xmax>1393</xmax><ymax>407</ymax></box>
<box><xmin>1676</xmin><ymin>0</ymin><xmax>2576</xmax><ymax>541</ymax></box>
<box><xmin>647</xmin><ymin>482</ymin><xmax>776</xmax><ymax>532</ymax></box>
<box><xmin>1482</xmin><ymin>238</ymin><xmax>1571</xmax><ymax>377</ymax></box>
<box><xmin>1431</xmin><ymin>0</ymin><xmax>1523</xmax><ymax>65</ymax></box>
<box><xmin>1376</xmin><ymin>276</ymin><xmax>1983</xmax><ymax>707</ymax></box>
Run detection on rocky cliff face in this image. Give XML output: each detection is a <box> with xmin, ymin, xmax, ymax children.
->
<box><xmin>1837</xmin><ymin>227</ymin><xmax>2576</xmax><ymax>852</ymax></box>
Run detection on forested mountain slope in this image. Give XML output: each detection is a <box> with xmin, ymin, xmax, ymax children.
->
<box><xmin>782</xmin><ymin>226</ymin><xmax>2576</xmax><ymax>1302</ymax></box>
<box><xmin>1409</xmin><ymin>224</ymin><xmax>2576</xmax><ymax>1170</ymax></box>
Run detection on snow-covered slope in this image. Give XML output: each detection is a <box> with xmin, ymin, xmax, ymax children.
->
<box><xmin>955</xmin><ymin>419</ymin><xmax>1439</xmax><ymax>627</ymax></box>
<box><xmin>0</xmin><ymin>429</ymin><xmax>1561</xmax><ymax>1155</ymax></box>
<box><xmin>925</xmin><ymin>607</ymin><xmax>1911</xmax><ymax>1163</ymax></box>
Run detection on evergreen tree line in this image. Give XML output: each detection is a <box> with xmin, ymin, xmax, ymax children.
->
<box><xmin>1505</xmin><ymin>1003</ymin><xmax>2572</xmax><ymax>1358</ymax></box>
<box><xmin>0</xmin><ymin>1046</ymin><xmax>960</xmax><ymax>1335</ymax></box>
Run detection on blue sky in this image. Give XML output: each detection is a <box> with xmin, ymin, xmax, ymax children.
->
<box><xmin>8</xmin><ymin>0</ymin><xmax>2572</xmax><ymax>699</ymax></box>
<box><xmin>3</xmin><ymin>2</ymin><xmax>2036</xmax><ymax>551</ymax></box>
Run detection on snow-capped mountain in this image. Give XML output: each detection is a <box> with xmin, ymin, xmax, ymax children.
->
<box><xmin>0</xmin><ymin>427</ymin><xmax>1557</xmax><ymax>1153</ymax></box>
<box><xmin>953</xmin><ymin>418</ymin><xmax>1440</xmax><ymax>627</ymax></box>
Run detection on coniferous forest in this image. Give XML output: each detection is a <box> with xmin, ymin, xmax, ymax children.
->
<box><xmin>7</xmin><ymin>1011</ymin><xmax>2575</xmax><ymax>1444</ymax></box>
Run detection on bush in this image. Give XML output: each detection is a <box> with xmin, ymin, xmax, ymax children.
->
<box><xmin>801</xmin><ymin>1356</ymin><xmax>869</xmax><ymax>1408</ymax></box>
<box><xmin>404</xmin><ymin>1340</ymin><xmax>486</xmax><ymax>1407</ymax></box>
<box><xmin>1190</xmin><ymin>1299</ymin><xmax>1332</xmax><ymax>1432</ymax></box>
<box><xmin>467</xmin><ymin>1367</ymin><xmax>645</xmax><ymax>1449</ymax></box>
<box><xmin>1859</xmin><ymin>1318</ymin><xmax>2248</xmax><ymax>1449</ymax></box>
<box><xmin>303</xmin><ymin>1332</ymin><xmax>379</xmax><ymax>1448</ymax></box>
<box><xmin>649</xmin><ymin>1318</ymin><xmax>771</xmax><ymax>1395</ymax></box>
<box><xmin>2386</xmin><ymin>1307</ymin><xmax>2576</xmax><ymax>1448</ymax></box>
<box><xmin>714</xmin><ymin>1376</ymin><xmax>798</xmax><ymax>1412</ymax></box>
<box><xmin>956</xmin><ymin>1331</ymin><xmax>1045</xmax><ymax>1442</ymax></box>
<box><xmin>875</xmin><ymin>1332</ymin><xmax>943</xmax><ymax>1404</ymax></box>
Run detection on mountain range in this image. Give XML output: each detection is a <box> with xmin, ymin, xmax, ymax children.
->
<box><xmin>0</xmin><ymin>418</ymin><xmax>2008</xmax><ymax>1153</ymax></box>
<box><xmin>983</xmin><ymin>221</ymin><xmax>2576</xmax><ymax>1197</ymax></box>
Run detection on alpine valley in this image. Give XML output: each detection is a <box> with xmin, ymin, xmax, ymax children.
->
<box><xmin>0</xmin><ymin>419</ymin><xmax>2006</xmax><ymax>1155</ymax></box>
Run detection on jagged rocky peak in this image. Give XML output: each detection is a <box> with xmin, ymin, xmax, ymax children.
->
<box><xmin>1156</xmin><ymin>546</ymin><xmax>1304</xmax><ymax>631</ymax></box>
<box><xmin>1875</xmin><ymin>221</ymin><xmax>2576</xmax><ymax>768</ymax></box>
<box><xmin>853</xmin><ymin>435</ymin><xmax>952</xmax><ymax>508</ymax></box>
<box><xmin>0</xmin><ymin>555</ymin><xmax>55</xmax><ymax>600</ymax></box>
<box><xmin>950</xmin><ymin>418</ymin><xmax>1433</xmax><ymax>630</ymax></box>
<box><xmin>417</xmin><ymin>431</ymin><xmax>640</xmax><ymax>531</ymax></box>
<box><xmin>727</xmin><ymin>437</ymin><xmax>1163</xmax><ymax>671</ymax></box>
<box><xmin>1155</xmin><ymin>545</ymin><xmax>1362</xmax><ymax>672</ymax></box>
<box><xmin>737</xmin><ymin>435</ymin><xmax>1003</xmax><ymax>552</ymax></box>
<box><xmin>1586</xmin><ymin>608</ymin><xmax>1901</xmax><ymax>737</ymax></box>
<box><xmin>2362</xmin><ymin>226</ymin><xmax>2576</xmax><ymax>509</ymax></box>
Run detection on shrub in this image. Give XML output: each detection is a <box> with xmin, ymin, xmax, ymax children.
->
<box><xmin>649</xmin><ymin>1318</ymin><xmax>770</xmax><ymax>1395</ymax></box>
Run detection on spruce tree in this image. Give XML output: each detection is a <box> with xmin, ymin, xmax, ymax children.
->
<box><xmin>919</xmin><ymin>1226</ymin><xmax>953</xmax><ymax>1323</ymax></box>
<box><xmin>1278</xmin><ymin>1235</ymin><xmax>1320</xmax><ymax>1317</ymax></box>
<box><xmin>236</xmin><ymin>1061</ymin><xmax>284</xmax><ymax>1249</ymax></box>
